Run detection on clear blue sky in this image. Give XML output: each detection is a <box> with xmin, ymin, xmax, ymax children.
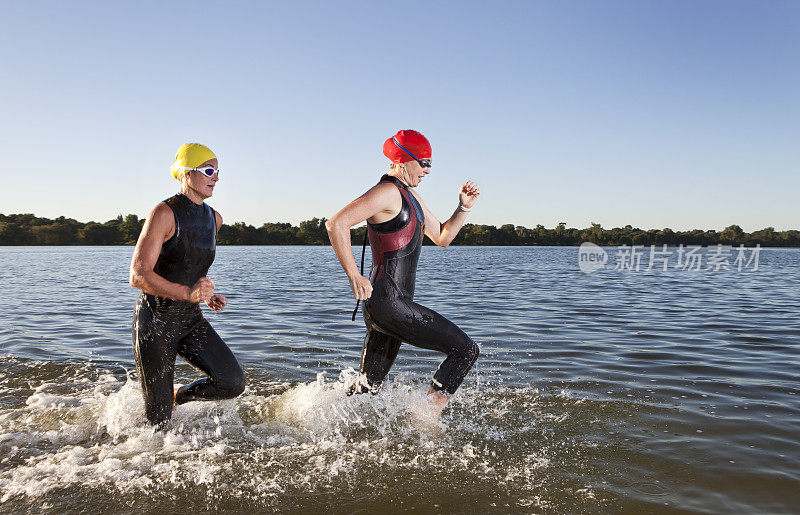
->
<box><xmin>1</xmin><ymin>1</ymin><xmax>797</xmax><ymax>231</ymax></box>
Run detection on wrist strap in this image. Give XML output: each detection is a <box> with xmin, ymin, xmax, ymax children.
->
<box><xmin>458</xmin><ymin>204</ymin><xmax>471</xmax><ymax>212</ymax></box>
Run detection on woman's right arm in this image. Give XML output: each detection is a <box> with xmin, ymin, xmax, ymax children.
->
<box><xmin>325</xmin><ymin>183</ymin><xmax>398</xmax><ymax>300</ymax></box>
<box><xmin>129</xmin><ymin>203</ymin><xmax>214</xmax><ymax>303</ymax></box>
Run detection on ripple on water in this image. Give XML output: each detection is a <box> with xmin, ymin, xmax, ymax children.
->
<box><xmin>0</xmin><ymin>246</ymin><xmax>799</xmax><ymax>512</ymax></box>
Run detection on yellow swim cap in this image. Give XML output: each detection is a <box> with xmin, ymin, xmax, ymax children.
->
<box><xmin>170</xmin><ymin>143</ymin><xmax>217</xmax><ymax>179</ymax></box>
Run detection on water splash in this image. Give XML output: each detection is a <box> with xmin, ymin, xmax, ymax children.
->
<box><xmin>0</xmin><ymin>361</ymin><xmax>606</xmax><ymax>511</ymax></box>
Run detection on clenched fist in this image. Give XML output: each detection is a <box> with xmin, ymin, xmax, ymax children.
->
<box><xmin>206</xmin><ymin>293</ymin><xmax>227</xmax><ymax>311</ymax></box>
<box><xmin>188</xmin><ymin>276</ymin><xmax>215</xmax><ymax>303</ymax></box>
<box><xmin>349</xmin><ymin>273</ymin><xmax>373</xmax><ymax>300</ymax></box>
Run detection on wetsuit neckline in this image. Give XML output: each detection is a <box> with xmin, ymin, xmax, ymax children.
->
<box><xmin>175</xmin><ymin>192</ymin><xmax>205</xmax><ymax>208</ymax></box>
<box><xmin>381</xmin><ymin>174</ymin><xmax>410</xmax><ymax>190</ymax></box>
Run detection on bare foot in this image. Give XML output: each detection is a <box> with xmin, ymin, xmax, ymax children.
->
<box><xmin>426</xmin><ymin>388</ymin><xmax>450</xmax><ymax>416</ymax></box>
<box><xmin>410</xmin><ymin>388</ymin><xmax>450</xmax><ymax>433</ymax></box>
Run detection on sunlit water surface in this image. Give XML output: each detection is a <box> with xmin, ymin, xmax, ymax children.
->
<box><xmin>0</xmin><ymin>246</ymin><xmax>798</xmax><ymax>513</ymax></box>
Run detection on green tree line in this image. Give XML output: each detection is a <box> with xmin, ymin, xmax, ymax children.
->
<box><xmin>1</xmin><ymin>213</ymin><xmax>798</xmax><ymax>247</ymax></box>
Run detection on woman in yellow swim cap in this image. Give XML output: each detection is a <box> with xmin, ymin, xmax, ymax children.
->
<box><xmin>129</xmin><ymin>143</ymin><xmax>245</xmax><ymax>428</ymax></box>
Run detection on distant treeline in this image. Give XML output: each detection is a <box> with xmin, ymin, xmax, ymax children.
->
<box><xmin>1</xmin><ymin>213</ymin><xmax>798</xmax><ymax>247</ymax></box>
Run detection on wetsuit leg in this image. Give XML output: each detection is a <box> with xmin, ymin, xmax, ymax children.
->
<box><xmin>133</xmin><ymin>297</ymin><xmax>178</xmax><ymax>428</ymax></box>
<box><xmin>175</xmin><ymin>319</ymin><xmax>246</xmax><ymax>404</ymax></box>
<box><xmin>369</xmin><ymin>298</ymin><xmax>479</xmax><ymax>395</ymax></box>
<box><xmin>356</xmin><ymin>326</ymin><xmax>403</xmax><ymax>392</ymax></box>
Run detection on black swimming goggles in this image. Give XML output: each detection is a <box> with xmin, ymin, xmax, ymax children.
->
<box><xmin>392</xmin><ymin>137</ymin><xmax>432</xmax><ymax>168</ymax></box>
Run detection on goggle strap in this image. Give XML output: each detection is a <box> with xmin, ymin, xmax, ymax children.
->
<box><xmin>392</xmin><ymin>137</ymin><xmax>423</xmax><ymax>163</ymax></box>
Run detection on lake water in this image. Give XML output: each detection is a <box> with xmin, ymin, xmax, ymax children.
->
<box><xmin>0</xmin><ymin>246</ymin><xmax>798</xmax><ymax>513</ymax></box>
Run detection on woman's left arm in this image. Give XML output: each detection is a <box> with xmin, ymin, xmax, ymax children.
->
<box><xmin>413</xmin><ymin>180</ymin><xmax>481</xmax><ymax>247</ymax></box>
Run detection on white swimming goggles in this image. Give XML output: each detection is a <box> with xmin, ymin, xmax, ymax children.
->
<box><xmin>176</xmin><ymin>165</ymin><xmax>220</xmax><ymax>177</ymax></box>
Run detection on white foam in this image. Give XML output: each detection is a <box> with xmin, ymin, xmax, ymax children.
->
<box><xmin>0</xmin><ymin>366</ymin><xmax>558</xmax><ymax>504</ymax></box>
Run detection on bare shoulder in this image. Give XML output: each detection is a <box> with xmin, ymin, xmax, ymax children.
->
<box><xmin>214</xmin><ymin>209</ymin><xmax>223</xmax><ymax>229</ymax></box>
<box><xmin>358</xmin><ymin>182</ymin><xmax>402</xmax><ymax>210</ymax></box>
<box><xmin>145</xmin><ymin>202</ymin><xmax>176</xmax><ymax>240</ymax></box>
<box><xmin>149</xmin><ymin>201</ymin><xmax>173</xmax><ymax>220</ymax></box>
<box><xmin>365</xmin><ymin>181</ymin><xmax>400</xmax><ymax>198</ymax></box>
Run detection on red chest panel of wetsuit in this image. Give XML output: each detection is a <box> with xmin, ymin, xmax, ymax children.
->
<box><xmin>366</xmin><ymin>175</ymin><xmax>425</xmax><ymax>288</ymax></box>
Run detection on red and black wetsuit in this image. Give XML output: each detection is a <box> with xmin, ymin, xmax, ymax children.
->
<box><xmin>358</xmin><ymin>175</ymin><xmax>479</xmax><ymax>395</ymax></box>
<box><xmin>132</xmin><ymin>193</ymin><xmax>245</xmax><ymax>428</ymax></box>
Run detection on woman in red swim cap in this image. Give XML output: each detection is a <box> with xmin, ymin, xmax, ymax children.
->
<box><xmin>326</xmin><ymin>129</ymin><xmax>481</xmax><ymax>422</ymax></box>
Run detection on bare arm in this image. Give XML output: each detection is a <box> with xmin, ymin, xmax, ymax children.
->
<box><xmin>129</xmin><ymin>203</ymin><xmax>214</xmax><ymax>303</ymax></box>
<box><xmin>412</xmin><ymin>180</ymin><xmax>481</xmax><ymax>247</ymax></box>
<box><xmin>325</xmin><ymin>183</ymin><xmax>401</xmax><ymax>299</ymax></box>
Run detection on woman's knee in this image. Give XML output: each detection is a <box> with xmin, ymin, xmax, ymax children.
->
<box><xmin>217</xmin><ymin>368</ymin><xmax>246</xmax><ymax>398</ymax></box>
<box><xmin>467</xmin><ymin>343</ymin><xmax>480</xmax><ymax>369</ymax></box>
<box><xmin>457</xmin><ymin>337</ymin><xmax>480</xmax><ymax>365</ymax></box>
<box><xmin>468</xmin><ymin>340</ymin><xmax>480</xmax><ymax>363</ymax></box>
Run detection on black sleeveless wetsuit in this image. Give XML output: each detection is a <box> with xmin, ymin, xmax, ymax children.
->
<box><xmin>132</xmin><ymin>193</ymin><xmax>245</xmax><ymax>427</ymax></box>
<box><xmin>357</xmin><ymin>175</ymin><xmax>479</xmax><ymax>395</ymax></box>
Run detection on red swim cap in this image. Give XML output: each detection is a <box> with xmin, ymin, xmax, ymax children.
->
<box><xmin>382</xmin><ymin>130</ymin><xmax>432</xmax><ymax>163</ymax></box>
